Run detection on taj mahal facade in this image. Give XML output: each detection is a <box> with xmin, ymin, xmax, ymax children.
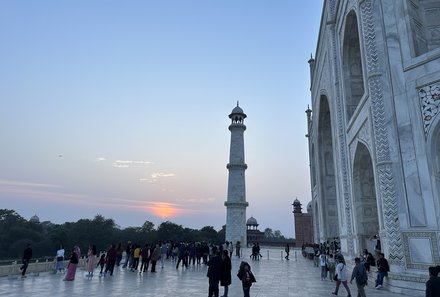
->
<box><xmin>306</xmin><ymin>0</ymin><xmax>440</xmax><ymax>295</ymax></box>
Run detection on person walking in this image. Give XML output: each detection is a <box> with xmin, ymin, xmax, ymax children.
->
<box><xmin>55</xmin><ymin>245</ymin><xmax>65</xmax><ymax>273</ymax></box>
<box><xmin>332</xmin><ymin>256</ymin><xmax>351</xmax><ymax>297</ymax></box>
<box><xmin>320</xmin><ymin>253</ymin><xmax>328</xmax><ymax>280</ymax></box>
<box><xmin>285</xmin><ymin>243</ymin><xmax>290</xmax><ymax>260</ymax></box>
<box><xmin>140</xmin><ymin>243</ymin><xmax>150</xmax><ymax>273</ymax></box>
<box><xmin>85</xmin><ymin>244</ymin><xmax>97</xmax><ymax>277</ymax></box>
<box><xmin>150</xmin><ymin>243</ymin><xmax>160</xmax><ymax>272</ymax></box>
<box><xmin>350</xmin><ymin>257</ymin><xmax>368</xmax><ymax>297</ymax></box>
<box><xmin>97</xmin><ymin>253</ymin><xmax>106</xmax><ymax>276</ymax></box>
<box><xmin>426</xmin><ymin>266</ymin><xmax>440</xmax><ymax>297</ymax></box>
<box><xmin>375</xmin><ymin>253</ymin><xmax>389</xmax><ymax>289</ymax></box>
<box><xmin>64</xmin><ymin>246</ymin><xmax>80</xmax><ymax>281</ymax></box>
<box><xmin>104</xmin><ymin>244</ymin><xmax>117</xmax><ymax>276</ymax></box>
<box><xmin>235</xmin><ymin>241</ymin><xmax>241</xmax><ymax>258</ymax></box>
<box><xmin>220</xmin><ymin>250</ymin><xmax>231</xmax><ymax>297</ymax></box>
<box><xmin>20</xmin><ymin>243</ymin><xmax>32</xmax><ymax>278</ymax></box>
<box><xmin>207</xmin><ymin>248</ymin><xmax>222</xmax><ymax>297</ymax></box>
<box><xmin>237</xmin><ymin>261</ymin><xmax>256</xmax><ymax>297</ymax></box>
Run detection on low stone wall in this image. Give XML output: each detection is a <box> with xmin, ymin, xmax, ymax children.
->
<box><xmin>0</xmin><ymin>259</ymin><xmax>86</xmax><ymax>277</ymax></box>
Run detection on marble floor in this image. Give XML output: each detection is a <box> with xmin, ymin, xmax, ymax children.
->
<box><xmin>0</xmin><ymin>248</ymin><xmax>407</xmax><ymax>297</ymax></box>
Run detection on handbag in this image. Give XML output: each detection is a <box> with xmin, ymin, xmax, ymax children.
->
<box><xmin>333</xmin><ymin>274</ymin><xmax>338</xmax><ymax>281</ymax></box>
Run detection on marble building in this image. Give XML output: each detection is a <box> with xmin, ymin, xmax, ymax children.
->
<box><xmin>225</xmin><ymin>104</ymin><xmax>248</xmax><ymax>247</ymax></box>
<box><xmin>306</xmin><ymin>0</ymin><xmax>440</xmax><ymax>295</ymax></box>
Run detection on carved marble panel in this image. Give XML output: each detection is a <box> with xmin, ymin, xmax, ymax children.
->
<box><xmin>402</xmin><ymin>231</ymin><xmax>440</xmax><ymax>269</ymax></box>
<box><xmin>419</xmin><ymin>83</ymin><xmax>440</xmax><ymax>138</ymax></box>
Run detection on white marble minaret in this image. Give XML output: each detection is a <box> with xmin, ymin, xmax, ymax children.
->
<box><xmin>225</xmin><ymin>103</ymin><xmax>248</xmax><ymax>246</ymax></box>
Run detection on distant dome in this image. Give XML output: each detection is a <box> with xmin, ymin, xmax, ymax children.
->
<box><xmin>293</xmin><ymin>198</ymin><xmax>301</xmax><ymax>204</ymax></box>
<box><xmin>231</xmin><ymin>105</ymin><xmax>244</xmax><ymax>114</ymax></box>
<box><xmin>29</xmin><ymin>214</ymin><xmax>40</xmax><ymax>223</ymax></box>
<box><xmin>307</xmin><ymin>201</ymin><xmax>313</xmax><ymax>213</ymax></box>
<box><xmin>246</xmin><ymin>216</ymin><xmax>258</xmax><ymax>225</ymax></box>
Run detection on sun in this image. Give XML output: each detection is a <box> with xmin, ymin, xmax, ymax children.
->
<box><xmin>149</xmin><ymin>203</ymin><xmax>178</xmax><ymax>219</ymax></box>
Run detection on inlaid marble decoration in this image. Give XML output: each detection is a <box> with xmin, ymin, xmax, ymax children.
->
<box><xmin>402</xmin><ymin>231</ymin><xmax>440</xmax><ymax>270</ymax></box>
<box><xmin>419</xmin><ymin>83</ymin><xmax>440</xmax><ymax>137</ymax></box>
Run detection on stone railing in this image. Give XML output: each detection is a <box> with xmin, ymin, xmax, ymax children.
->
<box><xmin>0</xmin><ymin>259</ymin><xmax>86</xmax><ymax>277</ymax></box>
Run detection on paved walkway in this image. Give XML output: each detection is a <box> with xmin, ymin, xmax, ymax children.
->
<box><xmin>0</xmin><ymin>248</ymin><xmax>407</xmax><ymax>297</ymax></box>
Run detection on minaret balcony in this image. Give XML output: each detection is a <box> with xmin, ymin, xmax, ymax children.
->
<box><xmin>226</xmin><ymin>163</ymin><xmax>248</xmax><ymax>170</ymax></box>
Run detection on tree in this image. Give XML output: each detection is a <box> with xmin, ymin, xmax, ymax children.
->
<box><xmin>156</xmin><ymin>221</ymin><xmax>184</xmax><ymax>242</ymax></box>
<box><xmin>264</xmin><ymin>228</ymin><xmax>274</xmax><ymax>238</ymax></box>
<box><xmin>141</xmin><ymin>220</ymin><xmax>155</xmax><ymax>233</ymax></box>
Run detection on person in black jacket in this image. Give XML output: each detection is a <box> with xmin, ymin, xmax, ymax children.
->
<box><xmin>426</xmin><ymin>266</ymin><xmax>440</xmax><ymax>297</ymax></box>
<box><xmin>220</xmin><ymin>250</ymin><xmax>232</xmax><ymax>297</ymax></box>
<box><xmin>20</xmin><ymin>243</ymin><xmax>32</xmax><ymax>278</ymax></box>
<box><xmin>375</xmin><ymin>253</ymin><xmax>389</xmax><ymax>289</ymax></box>
<box><xmin>207</xmin><ymin>248</ymin><xmax>222</xmax><ymax>297</ymax></box>
<box><xmin>237</xmin><ymin>261</ymin><xmax>256</xmax><ymax>297</ymax></box>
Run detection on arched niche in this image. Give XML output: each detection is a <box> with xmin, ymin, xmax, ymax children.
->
<box><xmin>317</xmin><ymin>95</ymin><xmax>339</xmax><ymax>241</ymax></box>
<box><xmin>342</xmin><ymin>10</ymin><xmax>365</xmax><ymax>121</ymax></box>
<box><xmin>352</xmin><ymin>141</ymin><xmax>379</xmax><ymax>253</ymax></box>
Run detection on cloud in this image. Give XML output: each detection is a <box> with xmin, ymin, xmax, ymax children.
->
<box><xmin>95</xmin><ymin>157</ymin><xmax>107</xmax><ymax>162</ymax></box>
<box><xmin>0</xmin><ymin>179</ymin><xmax>62</xmax><ymax>189</ymax></box>
<box><xmin>150</xmin><ymin>172</ymin><xmax>175</xmax><ymax>178</ymax></box>
<box><xmin>178</xmin><ymin>197</ymin><xmax>216</xmax><ymax>204</ymax></box>
<box><xmin>113</xmin><ymin>160</ymin><xmax>152</xmax><ymax>168</ymax></box>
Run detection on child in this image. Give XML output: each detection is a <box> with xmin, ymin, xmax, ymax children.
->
<box><xmin>237</xmin><ymin>261</ymin><xmax>256</xmax><ymax>297</ymax></box>
<box><xmin>97</xmin><ymin>254</ymin><xmax>106</xmax><ymax>276</ymax></box>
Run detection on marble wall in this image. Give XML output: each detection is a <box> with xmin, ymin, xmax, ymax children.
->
<box><xmin>306</xmin><ymin>0</ymin><xmax>440</xmax><ymax>295</ymax></box>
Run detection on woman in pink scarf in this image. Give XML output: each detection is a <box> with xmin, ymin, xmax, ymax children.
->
<box><xmin>64</xmin><ymin>246</ymin><xmax>80</xmax><ymax>281</ymax></box>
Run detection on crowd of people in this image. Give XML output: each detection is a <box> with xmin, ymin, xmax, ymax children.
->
<box><xmin>18</xmin><ymin>239</ymin><xmax>440</xmax><ymax>296</ymax></box>
<box><xmin>301</xmin><ymin>239</ymin><xmax>390</xmax><ymax>297</ymax></box>
<box><xmin>18</xmin><ymin>240</ymin><xmax>256</xmax><ymax>297</ymax></box>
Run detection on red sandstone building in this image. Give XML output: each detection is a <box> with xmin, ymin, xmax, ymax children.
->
<box><xmin>292</xmin><ymin>199</ymin><xmax>314</xmax><ymax>246</ymax></box>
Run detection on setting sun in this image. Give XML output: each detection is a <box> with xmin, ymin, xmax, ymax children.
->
<box><xmin>149</xmin><ymin>203</ymin><xmax>179</xmax><ymax>219</ymax></box>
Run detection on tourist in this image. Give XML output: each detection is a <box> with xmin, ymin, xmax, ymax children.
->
<box><xmin>150</xmin><ymin>243</ymin><xmax>160</xmax><ymax>272</ymax></box>
<box><xmin>55</xmin><ymin>245</ymin><xmax>65</xmax><ymax>273</ymax></box>
<box><xmin>285</xmin><ymin>243</ymin><xmax>290</xmax><ymax>260</ymax></box>
<box><xmin>320</xmin><ymin>252</ymin><xmax>328</xmax><ymax>280</ymax></box>
<box><xmin>104</xmin><ymin>244</ymin><xmax>117</xmax><ymax>276</ymax></box>
<box><xmin>64</xmin><ymin>246</ymin><xmax>80</xmax><ymax>281</ymax></box>
<box><xmin>327</xmin><ymin>254</ymin><xmax>336</xmax><ymax>282</ymax></box>
<box><xmin>122</xmin><ymin>241</ymin><xmax>132</xmax><ymax>268</ymax></box>
<box><xmin>426</xmin><ymin>266</ymin><xmax>440</xmax><ymax>297</ymax></box>
<box><xmin>176</xmin><ymin>243</ymin><xmax>188</xmax><ymax>269</ymax></box>
<box><xmin>97</xmin><ymin>253</ymin><xmax>106</xmax><ymax>276</ymax></box>
<box><xmin>207</xmin><ymin>248</ymin><xmax>222</xmax><ymax>297</ymax></box>
<box><xmin>160</xmin><ymin>242</ymin><xmax>168</xmax><ymax>268</ymax></box>
<box><xmin>220</xmin><ymin>249</ymin><xmax>231</xmax><ymax>297</ymax></box>
<box><xmin>228</xmin><ymin>241</ymin><xmax>233</xmax><ymax>258</ymax></box>
<box><xmin>237</xmin><ymin>261</ymin><xmax>256</xmax><ymax>297</ymax></box>
<box><xmin>350</xmin><ymin>257</ymin><xmax>368</xmax><ymax>297</ymax></box>
<box><xmin>139</xmin><ymin>243</ymin><xmax>150</xmax><ymax>273</ymax></box>
<box><xmin>131</xmin><ymin>244</ymin><xmax>140</xmax><ymax>271</ymax></box>
<box><xmin>85</xmin><ymin>244</ymin><xmax>97</xmax><ymax>277</ymax></box>
<box><xmin>332</xmin><ymin>256</ymin><xmax>351</xmax><ymax>297</ymax></box>
<box><xmin>235</xmin><ymin>241</ymin><xmax>241</xmax><ymax>258</ymax></box>
<box><xmin>189</xmin><ymin>242</ymin><xmax>196</xmax><ymax>266</ymax></box>
<box><xmin>116</xmin><ymin>242</ymin><xmax>123</xmax><ymax>266</ymax></box>
<box><xmin>20</xmin><ymin>243</ymin><xmax>32</xmax><ymax>278</ymax></box>
<box><xmin>361</xmin><ymin>249</ymin><xmax>375</xmax><ymax>273</ymax></box>
<box><xmin>375</xmin><ymin>252</ymin><xmax>389</xmax><ymax>289</ymax></box>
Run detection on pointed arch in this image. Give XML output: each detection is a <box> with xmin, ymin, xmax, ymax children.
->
<box><xmin>316</xmin><ymin>95</ymin><xmax>339</xmax><ymax>241</ymax></box>
<box><xmin>352</xmin><ymin>141</ymin><xmax>379</xmax><ymax>253</ymax></box>
<box><xmin>342</xmin><ymin>10</ymin><xmax>365</xmax><ymax>121</ymax></box>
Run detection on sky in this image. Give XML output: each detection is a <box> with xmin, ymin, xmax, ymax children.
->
<box><xmin>0</xmin><ymin>0</ymin><xmax>323</xmax><ymax>238</ymax></box>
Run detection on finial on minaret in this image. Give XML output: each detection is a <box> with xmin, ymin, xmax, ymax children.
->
<box><xmin>237</xmin><ymin>100</ymin><xmax>239</xmax><ymax>107</ymax></box>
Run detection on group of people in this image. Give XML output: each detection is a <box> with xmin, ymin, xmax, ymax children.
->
<box><xmin>206</xmin><ymin>247</ymin><xmax>256</xmax><ymax>297</ymax></box>
<box><xmin>305</xmin><ymin>240</ymin><xmax>390</xmax><ymax>297</ymax></box>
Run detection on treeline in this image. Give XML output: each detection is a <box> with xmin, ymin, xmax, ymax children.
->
<box><xmin>0</xmin><ymin>209</ymin><xmax>226</xmax><ymax>260</ymax></box>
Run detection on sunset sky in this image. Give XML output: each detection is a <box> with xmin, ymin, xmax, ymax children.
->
<box><xmin>0</xmin><ymin>0</ymin><xmax>322</xmax><ymax>238</ymax></box>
